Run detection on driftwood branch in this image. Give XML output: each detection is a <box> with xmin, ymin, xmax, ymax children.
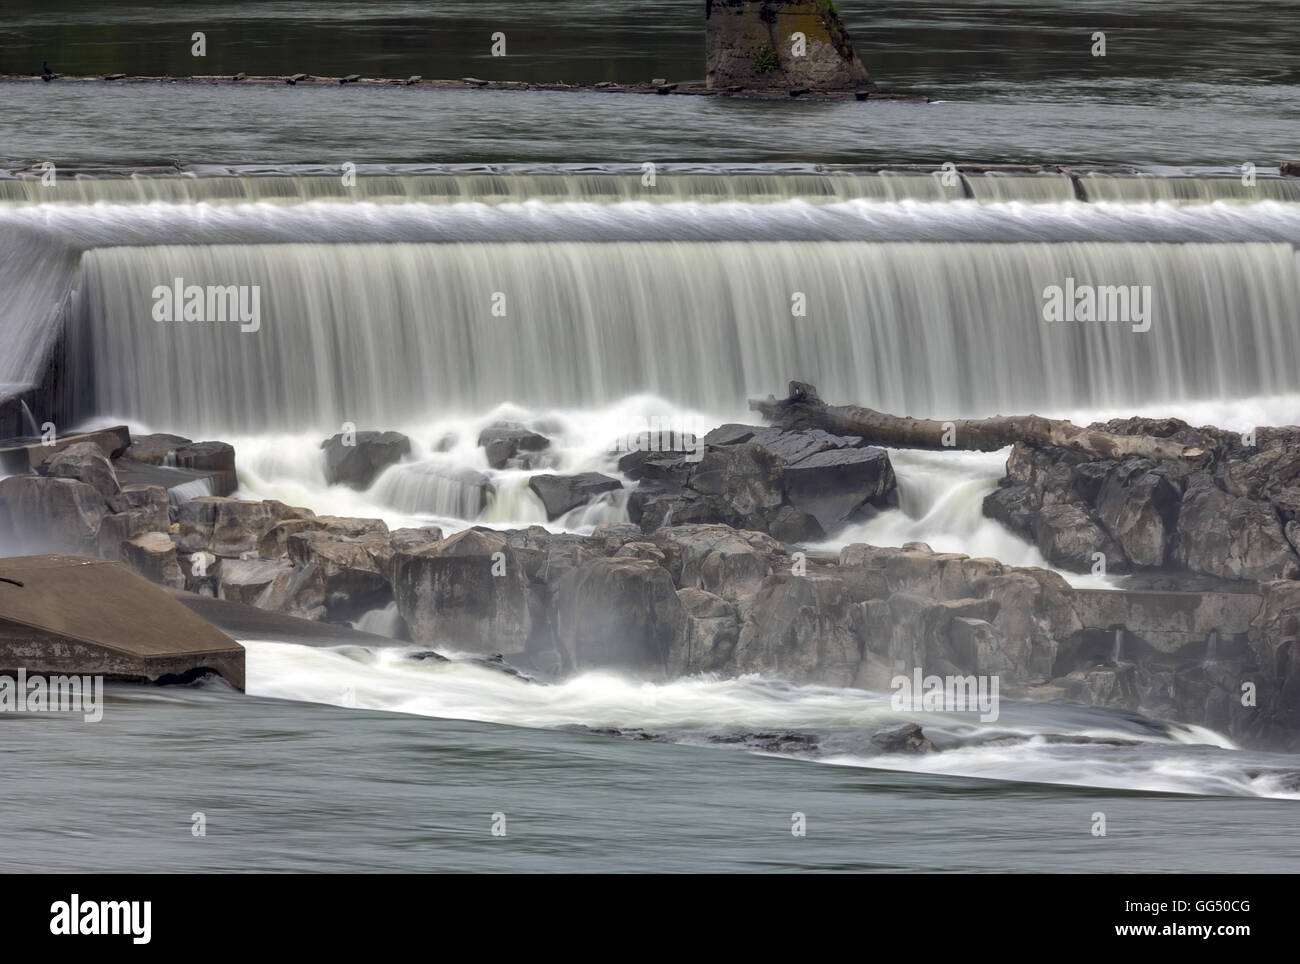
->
<box><xmin>750</xmin><ymin>382</ymin><xmax>1205</xmax><ymax>463</ymax></box>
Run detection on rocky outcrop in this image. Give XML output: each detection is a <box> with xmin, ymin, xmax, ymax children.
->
<box><xmin>984</xmin><ymin>420</ymin><xmax>1300</xmax><ymax>583</ymax></box>
<box><xmin>705</xmin><ymin>0</ymin><xmax>875</xmax><ymax>93</ymax></box>
<box><xmin>320</xmin><ymin>430</ymin><xmax>410</xmax><ymax>489</ymax></box>
<box><xmin>626</xmin><ymin>424</ymin><xmax>896</xmax><ymax>541</ymax></box>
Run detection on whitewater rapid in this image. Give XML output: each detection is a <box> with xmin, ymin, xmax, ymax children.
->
<box><xmin>244</xmin><ymin>639</ymin><xmax>1300</xmax><ymax>800</ymax></box>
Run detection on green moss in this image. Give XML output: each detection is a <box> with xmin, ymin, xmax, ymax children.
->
<box><xmin>816</xmin><ymin>0</ymin><xmax>853</xmax><ymax>59</ymax></box>
<box><xmin>754</xmin><ymin>41</ymin><xmax>779</xmax><ymax>73</ymax></box>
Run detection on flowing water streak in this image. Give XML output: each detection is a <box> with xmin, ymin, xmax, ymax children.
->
<box><xmin>245</xmin><ymin>639</ymin><xmax>1300</xmax><ymax>800</ymax></box>
<box><xmin>68</xmin><ymin>238</ymin><xmax>1300</xmax><ymax>431</ymax></box>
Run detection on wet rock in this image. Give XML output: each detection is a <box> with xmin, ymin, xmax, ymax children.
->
<box><xmin>392</xmin><ymin>528</ymin><xmax>532</xmax><ymax>653</ymax></box>
<box><xmin>652</xmin><ymin>524</ymin><xmax>780</xmax><ymax>602</ymax></box>
<box><xmin>0</xmin><ymin>476</ymin><xmax>104</xmax><ymax>554</ymax></box>
<box><xmin>669</xmin><ymin>588</ymin><xmax>740</xmax><ymax>675</ymax></box>
<box><xmin>1175</xmin><ymin>475</ymin><xmax>1299</xmax><ymax>581</ymax></box>
<box><xmin>320</xmin><ymin>430</ymin><xmax>411</xmax><ymax>489</ymax></box>
<box><xmin>1031</xmin><ymin>503</ymin><xmax>1125</xmax><ymax>573</ymax></box>
<box><xmin>218</xmin><ymin>557</ymin><xmax>294</xmax><ymax>607</ymax></box>
<box><xmin>407</xmin><ymin>650</ymin><xmax>449</xmax><ymax>662</ymax></box>
<box><xmin>528</xmin><ymin>472</ymin><xmax>623</xmax><ymax>521</ymax></box>
<box><xmin>628</xmin><ymin>424</ymin><xmax>896</xmax><ymax>539</ymax></box>
<box><xmin>588</xmin><ymin>522</ymin><xmax>647</xmax><ymax>555</ymax></box>
<box><xmin>37</xmin><ymin>440</ymin><xmax>120</xmax><ymax>499</ymax></box>
<box><xmin>616</xmin><ymin>449</ymin><xmax>693</xmax><ymax>485</ymax></box>
<box><xmin>97</xmin><ymin>484</ymin><xmax>171</xmax><ymax>559</ymax></box>
<box><xmin>172</xmin><ymin>440</ymin><xmax>236</xmax><ymax>473</ymax></box>
<box><xmin>782</xmin><ymin>446</ymin><xmax>896</xmax><ymax>531</ymax></box>
<box><xmin>119</xmin><ymin>531</ymin><xmax>185</xmax><ymax>589</ymax></box>
<box><xmin>178</xmin><ymin>497</ymin><xmax>291</xmax><ymax>557</ymax></box>
<box><xmin>1053</xmin><ymin>667</ymin><xmax>1138</xmax><ymax>709</ymax></box>
<box><xmin>870</xmin><ymin>723</ymin><xmax>936</xmax><ymax>754</ymax></box>
<box><xmin>614</xmin><ymin>541</ymin><xmax>668</xmax><ymax>565</ymax></box>
<box><xmin>477</xmin><ymin>422</ymin><xmax>550</xmax><ymax>470</ymax></box>
<box><xmin>732</xmin><ymin>573</ymin><xmax>861</xmax><ymax>686</ymax></box>
<box><xmin>388</xmin><ymin>525</ymin><xmax>445</xmax><ymax>557</ymax></box>
<box><xmin>287</xmin><ymin>528</ymin><xmax>393</xmax><ymax>617</ymax></box>
<box><xmin>122</xmin><ymin>432</ymin><xmax>192</xmax><ymax>466</ymax></box>
<box><xmin>1093</xmin><ymin>459</ymin><xmax>1182</xmax><ymax>568</ymax></box>
<box><xmin>553</xmin><ymin>556</ymin><xmax>685</xmax><ymax>674</ymax></box>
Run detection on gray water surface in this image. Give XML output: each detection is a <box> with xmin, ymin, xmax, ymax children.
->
<box><xmin>4</xmin><ymin>681</ymin><xmax>1298</xmax><ymax>873</ymax></box>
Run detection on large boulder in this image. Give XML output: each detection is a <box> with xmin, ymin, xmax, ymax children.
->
<box><xmin>668</xmin><ymin>588</ymin><xmax>740</xmax><ymax>676</ymax></box>
<box><xmin>1175</xmin><ymin>476</ymin><xmax>1299</xmax><ymax>581</ymax></box>
<box><xmin>286</xmin><ymin>527</ymin><xmax>393</xmax><ymax>616</ymax></box>
<box><xmin>218</xmin><ymin>557</ymin><xmax>295</xmax><ymax>607</ymax></box>
<box><xmin>628</xmin><ymin>425</ymin><xmax>896</xmax><ymax>540</ymax></box>
<box><xmin>528</xmin><ymin>472</ymin><xmax>623</xmax><ymax>521</ymax></box>
<box><xmin>97</xmin><ymin>484</ymin><xmax>171</xmax><ymax>559</ymax></box>
<box><xmin>119</xmin><ymin>531</ymin><xmax>185</xmax><ymax>589</ymax></box>
<box><xmin>732</xmin><ymin>572</ymin><xmax>862</xmax><ymax>686</ymax></box>
<box><xmin>781</xmin><ymin>446</ymin><xmax>896</xmax><ymax>531</ymax></box>
<box><xmin>320</xmin><ymin>430</ymin><xmax>411</xmax><ymax>489</ymax></box>
<box><xmin>552</xmin><ymin>556</ymin><xmax>685</xmax><ymax>674</ymax></box>
<box><xmin>123</xmin><ymin>432</ymin><xmax>192</xmax><ymax>465</ymax></box>
<box><xmin>651</xmin><ymin>524</ymin><xmax>781</xmax><ymax>602</ymax></box>
<box><xmin>178</xmin><ymin>497</ymin><xmax>293</xmax><ymax>557</ymax></box>
<box><xmin>172</xmin><ymin>440</ymin><xmax>236</xmax><ymax>473</ymax></box>
<box><xmin>392</xmin><ymin>528</ymin><xmax>532</xmax><ymax>653</ymax></box>
<box><xmin>0</xmin><ymin>475</ymin><xmax>104</xmax><ymax>554</ymax></box>
<box><xmin>705</xmin><ymin>0</ymin><xmax>875</xmax><ymax>93</ymax></box>
<box><xmin>1031</xmin><ymin>503</ymin><xmax>1125</xmax><ymax>573</ymax></box>
<box><xmin>37</xmin><ymin>440</ymin><xmax>120</xmax><ymax>499</ymax></box>
<box><xmin>1092</xmin><ymin>459</ymin><xmax>1182</xmax><ymax>568</ymax></box>
<box><xmin>870</xmin><ymin>723</ymin><xmax>936</xmax><ymax>754</ymax></box>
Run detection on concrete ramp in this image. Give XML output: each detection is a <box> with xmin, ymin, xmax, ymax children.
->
<box><xmin>0</xmin><ymin>554</ymin><xmax>244</xmax><ymax>688</ymax></box>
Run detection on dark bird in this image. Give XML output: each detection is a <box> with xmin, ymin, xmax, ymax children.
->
<box><xmin>41</xmin><ymin>60</ymin><xmax>53</xmax><ymax>82</ymax></box>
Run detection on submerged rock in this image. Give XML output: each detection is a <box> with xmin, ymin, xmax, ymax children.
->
<box><xmin>870</xmin><ymin>723</ymin><xmax>937</xmax><ymax>754</ymax></box>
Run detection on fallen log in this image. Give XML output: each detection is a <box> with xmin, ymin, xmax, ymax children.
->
<box><xmin>750</xmin><ymin>381</ymin><xmax>1206</xmax><ymax>463</ymax></box>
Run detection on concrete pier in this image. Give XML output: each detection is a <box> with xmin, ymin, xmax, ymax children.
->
<box><xmin>0</xmin><ymin>555</ymin><xmax>244</xmax><ymax>688</ymax></box>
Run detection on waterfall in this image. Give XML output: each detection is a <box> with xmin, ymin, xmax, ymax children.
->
<box><xmin>3</xmin><ymin>173</ymin><xmax>1298</xmax><ymax>436</ymax></box>
<box><xmin>64</xmin><ymin>238</ymin><xmax>1300</xmax><ymax>433</ymax></box>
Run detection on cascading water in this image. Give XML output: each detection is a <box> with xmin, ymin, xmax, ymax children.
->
<box><xmin>64</xmin><ymin>238</ymin><xmax>1300</xmax><ymax>431</ymax></box>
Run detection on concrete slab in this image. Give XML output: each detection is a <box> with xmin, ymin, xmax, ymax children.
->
<box><xmin>0</xmin><ymin>554</ymin><xmax>244</xmax><ymax>688</ymax></box>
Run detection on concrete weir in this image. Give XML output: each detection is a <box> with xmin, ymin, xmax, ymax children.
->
<box><xmin>0</xmin><ymin>555</ymin><xmax>244</xmax><ymax>689</ymax></box>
